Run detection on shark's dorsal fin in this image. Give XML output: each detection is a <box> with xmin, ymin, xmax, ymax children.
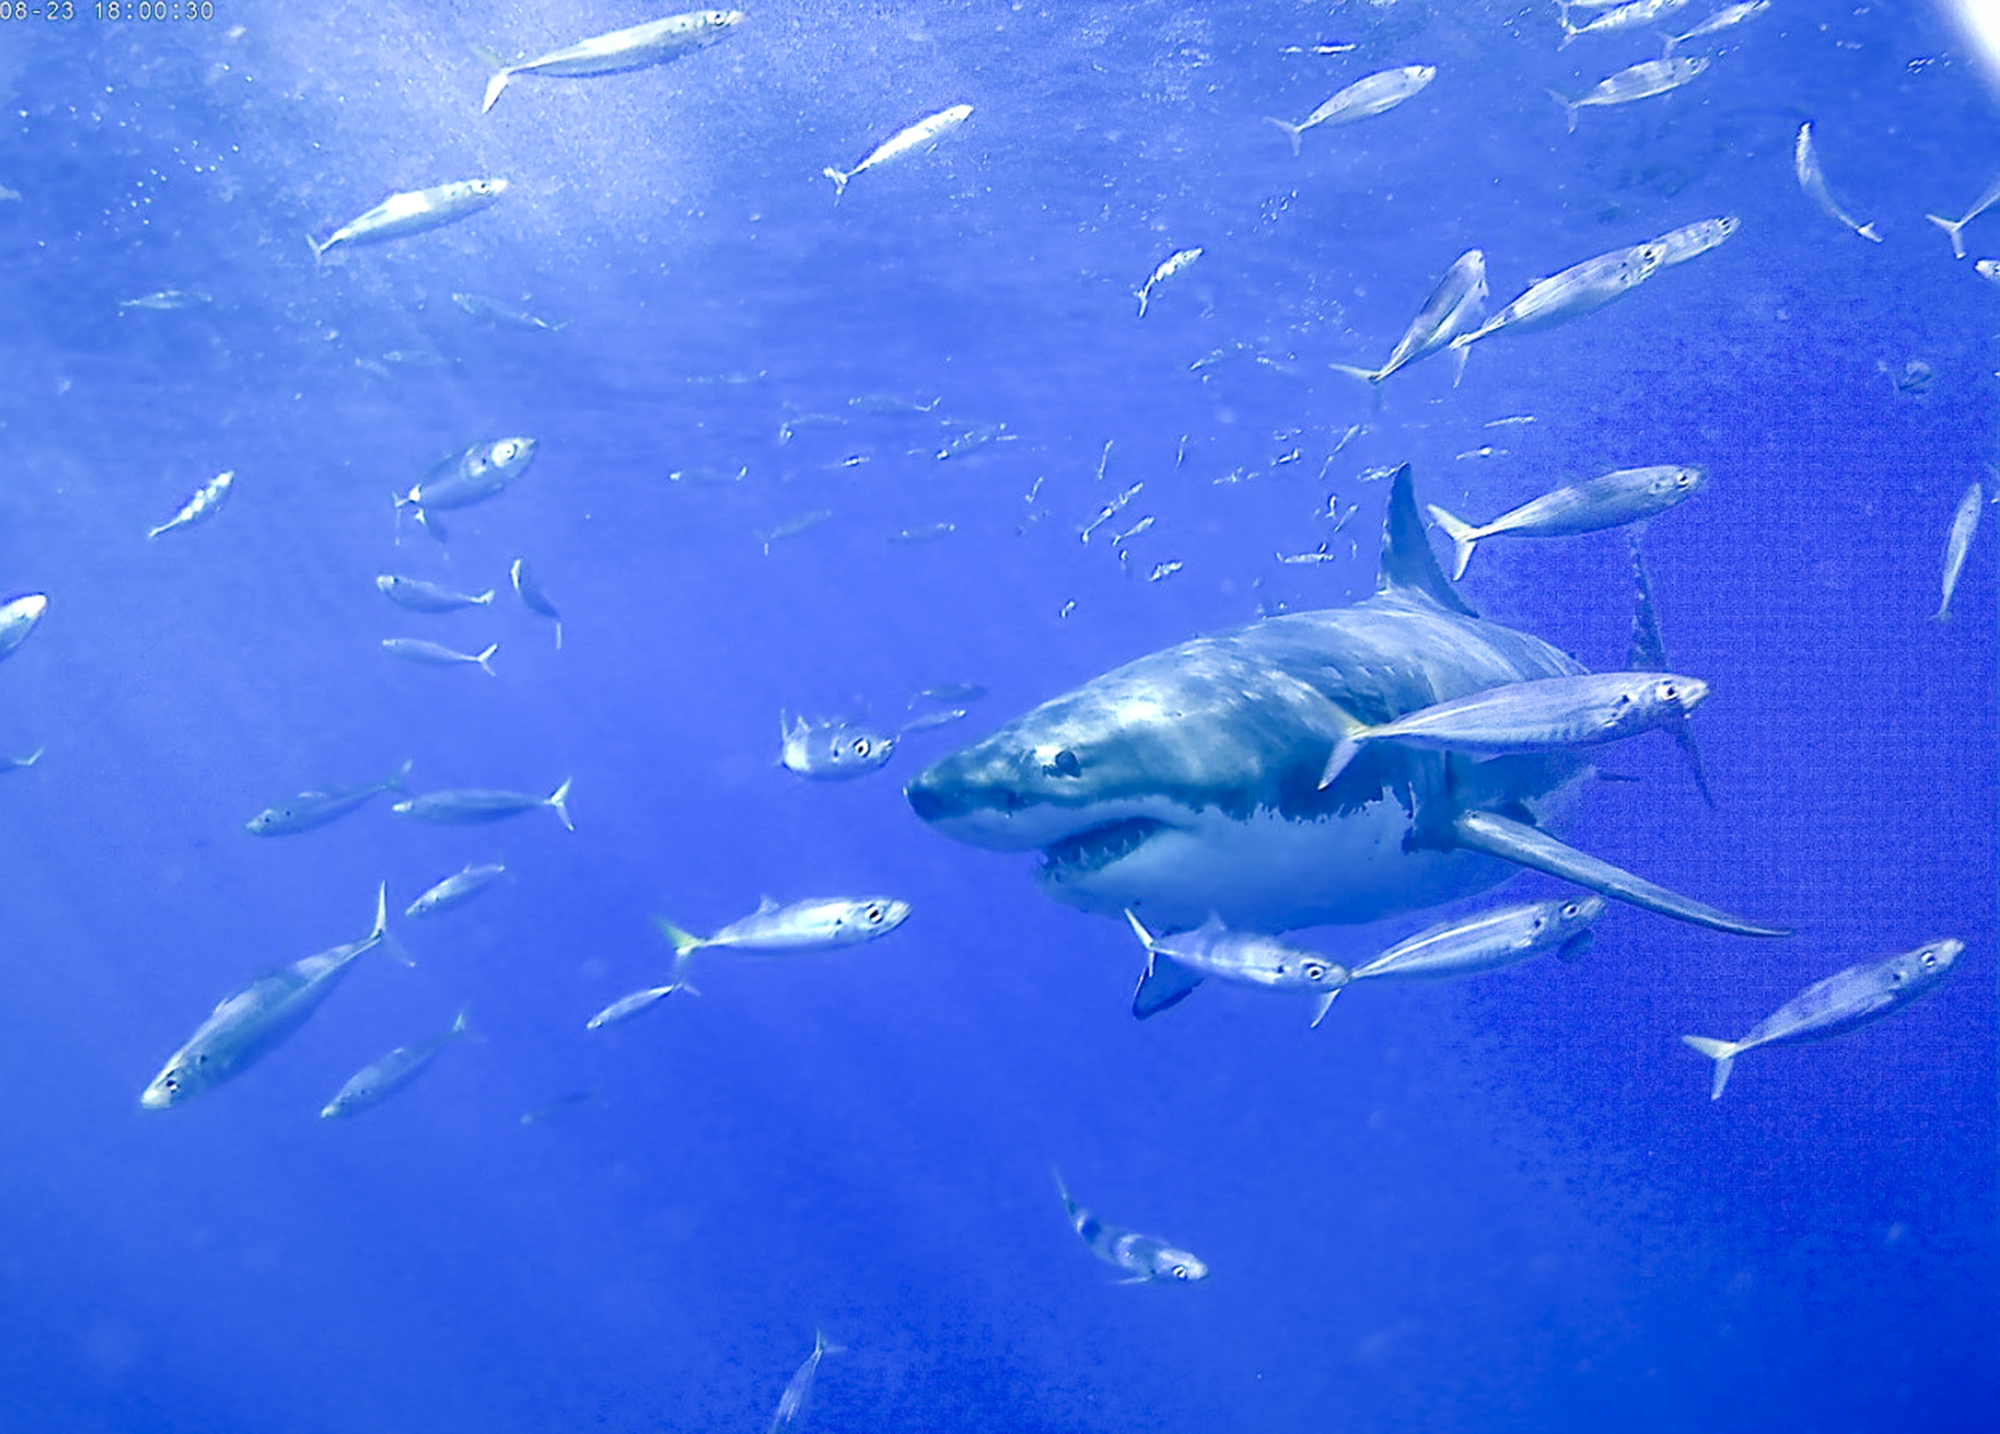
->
<box><xmin>1378</xmin><ymin>464</ymin><xmax>1477</xmax><ymax>616</ymax></box>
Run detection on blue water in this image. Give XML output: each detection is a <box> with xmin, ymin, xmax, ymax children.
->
<box><xmin>0</xmin><ymin>3</ymin><xmax>1993</xmax><ymax>1430</ymax></box>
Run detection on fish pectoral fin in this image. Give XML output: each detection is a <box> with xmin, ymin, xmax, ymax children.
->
<box><xmin>1132</xmin><ymin>951</ymin><xmax>1204</xmax><ymax>1020</ymax></box>
<box><xmin>1308</xmin><ymin>990</ymin><xmax>1340</xmax><ymax>1028</ymax></box>
<box><xmin>1449</xmin><ymin>809</ymin><xmax>1791</xmax><ymax>938</ymax></box>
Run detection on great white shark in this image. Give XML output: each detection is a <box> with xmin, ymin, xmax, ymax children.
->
<box><xmin>905</xmin><ymin>465</ymin><xmax>1788</xmax><ymax>940</ymax></box>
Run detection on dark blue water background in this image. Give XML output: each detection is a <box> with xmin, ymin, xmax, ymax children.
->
<box><xmin>0</xmin><ymin>3</ymin><xmax>1992</xmax><ymax>1430</ymax></box>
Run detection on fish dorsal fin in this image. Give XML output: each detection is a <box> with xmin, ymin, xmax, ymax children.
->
<box><xmin>755</xmin><ymin>895</ymin><xmax>779</xmax><ymax>914</ymax></box>
<box><xmin>1377</xmin><ymin>464</ymin><xmax>1477</xmax><ymax>616</ymax></box>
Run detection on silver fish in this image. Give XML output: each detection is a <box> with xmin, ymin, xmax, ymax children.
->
<box><xmin>405</xmin><ymin>861</ymin><xmax>507</xmax><ymax>919</ymax></box>
<box><xmin>1794</xmin><ymin>122</ymin><xmax>1881</xmax><ymax>242</ymax></box>
<box><xmin>0</xmin><ymin>593</ymin><xmax>48</xmax><ymax>662</ymax></box>
<box><xmin>510</xmin><ymin>557</ymin><xmax>564</xmax><ymax>648</ymax></box>
<box><xmin>898</xmin><ymin>707</ymin><xmax>969</xmax><ymax>736</ymax></box>
<box><xmin>308</xmin><ymin>178</ymin><xmax>508</xmax><ymax>260</ymax></box>
<box><xmin>381</xmin><ymin>638</ymin><xmax>498</xmax><ymax>675</ymax></box>
<box><xmin>768</xmin><ymin>1330</ymin><xmax>843</xmax><ymax>1434</ymax></box>
<box><xmin>1266</xmin><ymin>65</ymin><xmax>1436</xmax><ymax>154</ymax></box>
<box><xmin>1551</xmin><ymin>57</ymin><xmax>1708</xmax><ymax>133</ymax></box>
<box><xmin>1934</xmin><ymin>481</ymin><xmax>1983</xmax><ymax>621</ymax></box>
<box><xmin>1123</xmin><ymin>910</ymin><xmax>1346</xmax><ymax>1022</ymax></box>
<box><xmin>1135</xmin><ymin>247</ymin><xmax>1203</xmax><ymax>318</ymax></box>
<box><xmin>376</xmin><ymin>574</ymin><xmax>496</xmax><ymax>613</ymax></box>
<box><xmin>1979</xmin><ymin>259</ymin><xmax>2000</xmax><ymax>286</ymax></box>
<box><xmin>585</xmin><ymin>981</ymin><xmax>697</xmax><ymax>1031</ymax></box>
<box><xmin>481</xmin><ymin>9</ymin><xmax>747</xmax><ymax>114</ymax></box>
<box><xmin>321</xmin><ymin>1011</ymin><xmax>472</xmax><ymax>1119</ymax></box>
<box><xmin>1426</xmin><ymin>463</ymin><xmax>1707</xmax><ymax>578</ymax></box>
<box><xmin>1650</xmin><ymin>215</ymin><xmax>1740</xmax><ymax>267</ymax></box>
<box><xmin>1449</xmin><ymin>243</ymin><xmax>1666</xmax><ymax>357</ymax></box>
<box><xmin>762</xmin><ymin>510</ymin><xmax>834</xmax><ymax>553</ymax></box>
<box><xmin>1661</xmin><ymin>0</ymin><xmax>1770</xmax><ymax>56</ymax></box>
<box><xmin>451</xmin><ymin>291</ymin><xmax>570</xmax><ymax>331</ymax></box>
<box><xmin>1327</xmin><ymin>897</ymin><xmax>1605</xmax><ymax>1021</ymax></box>
<box><xmin>245</xmin><ymin>759</ymin><xmax>413</xmax><ymax>836</ymax></box>
<box><xmin>1052</xmin><ymin>1169</ymin><xmax>1209</xmax><ymax>1285</ymax></box>
<box><xmin>1561</xmin><ymin>0</ymin><xmax>1689</xmax><ymax>48</ymax></box>
<box><xmin>655</xmin><ymin>896</ymin><xmax>911</xmax><ymax>968</ymax></box>
<box><xmin>889</xmin><ymin>521</ymin><xmax>958</xmax><ymax>545</ymax></box>
<box><xmin>392</xmin><ymin>778</ymin><xmax>573</xmax><ymax>831</ymax></box>
<box><xmin>1682</xmin><ymin>939</ymin><xmax>1963</xmax><ymax>1099</ymax></box>
<box><xmin>395</xmin><ymin>437</ymin><xmax>538</xmax><ymax>535</ymax></box>
<box><xmin>779</xmin><ymin>711</ymin><xmax>897</xmax><ymax>779</ymax></box>
<box><xmin>118</xmin><ymin>289</ymin><xmax>213</xmax><ymax>312</ymax></box>
<box><xmin>1318</xmin><ymin>672</ymin><xmax>1709</xmax><ymax>788</ymax></box>
<box><xmin>146</xmin><ymin>470</ymin><xmax>235</xmax><ymax>540</ymax></box>
<box><xmin>667</xmin><ymin>463</ymin><xmax>748</xmax><ymax>486</ymax></box>
<box><xmin>824</xmin><ymin>103</ymin><xmax>974</xmax><ymax>198</ymax></box>
<box><xmin>140</xmin><ymin>885</ymin><xmax>409</xmax><ymax>1110</ymax></box>
<box><xmin>1331</xmin><ymin>247</ymin><xmax>1487</xmax><ymax>387</ymax></box>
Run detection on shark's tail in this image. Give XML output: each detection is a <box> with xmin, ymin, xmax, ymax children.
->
<box><xmin>1264</xmin><ymin>117</ymin><xmax>1305</xmax><ymax>156</ymax></box>
<box><xmin>1681</xmin><ymin>1034</ymin><xmax>1742</xmax><ymax>1100</ymax></box>
<box><xmin>1425</xmin><ymin>504</ymin><xmax>1482</xmax><ymax>581</ymax></box>
<box><xmin>1926</xmin><ymin>212</ymin><xmax>1969</xmax><ymax>260</ymax></box>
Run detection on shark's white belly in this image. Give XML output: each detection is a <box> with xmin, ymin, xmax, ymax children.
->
<box><xmin>1037</xmin><ymin>783</ymin><xmax>1584</xmax><ymax>933</ymax></box>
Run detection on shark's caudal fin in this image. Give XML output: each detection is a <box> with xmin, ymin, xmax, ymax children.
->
<box><xmin>1681</xmin><ymin>1034</ymin><xmax>1740</xmax><ymax>1099</ymax></box>
<box><xmin>1132</xmin><ymin>948</ymin><xmax>1204</xmax><ymax>1019</ymax></box>
<box><xmin>1449</xmin><ymin>809</ymin><xmax>1791</xmax><ymax>938</ymax></box>
<box><xmin>1627</xmin><ymin>532</ymin><xmax>1717</xmax><ymax>808</ymax></box>
<box><xmin>1378</xmin><ymin>465</ymin><xmax>1477</xmax><ymax>616</ymax></box>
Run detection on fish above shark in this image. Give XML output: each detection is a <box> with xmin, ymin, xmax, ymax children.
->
<box><xmin>905</xmin><ymin>465</ymin><xmax>1787</xmax><ymax>940</ymax></box>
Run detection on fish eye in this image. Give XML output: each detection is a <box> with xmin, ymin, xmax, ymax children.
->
<box><xmin>1171</xmin><ymin>1265</ymin><xmax>1190</xmax><ymax>1281</ymax></box>
<box><xmin>865</xmin><ymin>905</ymin><xmax>885</xmax><ymax>923</ymax></box>
<box><xmin>1303</xmin><ymin>961</ymin><xmax>1326</xmax><ymax>980</ymax></box>
<box><xmin>1658</xmin><ymin>682</ymin><xmax>1679</xmax><ymax>700</ymax></box>
<box><xmin>1562</xmin><ymin>902</ymin><xmax>1581</xmax><ymax>918</ymax></box>
<box><xmin>162</xmin><ymin>1076</ymin><xmax>179</xmax><ymax>1092</ymax></box>
<box><xmin>1921</xmin><ymin>952</ymin><xmax>1938</xmax><ymax>969</ymax></box>
<box><xmin>852</xmin><ymin>738</ymin><xmax>871</xmax><ymax>757</ymax></box>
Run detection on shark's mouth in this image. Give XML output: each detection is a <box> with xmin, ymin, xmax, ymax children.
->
<box><xmin>1040</xmin><ymin>816</ymin><xmax>1172</xmax><ymax>878</ymax></box>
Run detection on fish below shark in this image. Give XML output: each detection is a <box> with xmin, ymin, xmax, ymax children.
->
<box><xmin>905</xmin><ymin>465</ymin><xmax>1788</xmax><ymax>939</ymax></box>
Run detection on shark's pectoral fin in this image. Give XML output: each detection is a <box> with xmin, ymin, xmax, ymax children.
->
<box><xmin>1450</xmin><ymin>809</ymin><xmax>1791</xmax><ymax>938</ymax></box>
<box><xmin>1132</xmin><ymin>950</ymin><xmax>1205</xmax><ymax>1020</ymax></box>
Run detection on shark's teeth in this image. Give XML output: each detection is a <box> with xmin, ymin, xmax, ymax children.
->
<box><xmin>1041</xmin><ymin>818</ymin><xmax>1169</xmax><ymax>878</ymax></box>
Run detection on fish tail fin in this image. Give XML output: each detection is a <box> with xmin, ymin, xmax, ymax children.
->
<box><xmin>1328</xmin><ymin>362</ymin><xmax>1385</xmax><ymax>386</ymax></box>
<box><xmin>1425</xmin><ymin>503</ymin><xmax>1481</xmax><ymax>581</ymax></box>
<box><xmin>367</xmin><ymin>881</ymin><xmax>417</xmax><ymax>967</ymax></box>
<box><xmin>473</xmin><ymin>589</ymin><xmax>495</xmax><ymax>605</ymax></box>
<box><xmin>1308</xmin><ymin>989</ymin><xmax>1340</xmax><ymax>1028</ymax></box>
<box><xmin>546</xmin><ymin>776</ymin><xmax>573</xmax><ymax>831</ymax></box>
<box><xmin>1050</xmin><ymin>1166</ymin><xmax>1076</xmax><ymax>1215</ymax></box>
<box><xmin>305</xmin><ymin>232</ymin><xmax>328</xmax><ymax>265</ymax></box>
<box><xmin>1548</xmin><ymin>90</ymin><xmax>1579</xmax><ymax>133</ymax></box>
<box><xmin>1135</xmin><ymin>287</ymin><xmax>1150</xmax><ymax>318</ymax></box>
<box><xmin>823</xmin><ymin>167</ymin><xmax>851</xmax><ymax>199</ymax></box>
<box><xmin>475</xmin><ymin>643</ymin><xmax>499</xmax><ymax>677</ymax></box>
<box><xmin>387</xmin><ymin>757</ymin><xmax>414</xmax><ymax>792</ymax></box>
<box><xmin>1449</xmin><ymin>339</ymin><xmax>1471</xmax><ymax>388</ymax></box>
<box><xmin>1931</xmin><ymin>603</ymin><xmax>1953</xmax><ymax>623</ymax></box>
<box><xmin>1316</xmin><ymin>706</ymin><xmax>1371</xmax><ymax>789</ymax></box>
<box><xmin>450</xmin><ymin>1008</ymin><xmax>475</xmax><ymax>1040</ymax></box>
<box><xmin>1856</xmin><ymin>222</ymin><xmax>1883</xmax><ymax>243</ymax></box>
<box><xmin>481</xmin><ymin>69</ymin><xmax>513</xmax><ymax>115</ymax></box>
<box><xmin>14</xmin><ymin>745</ymin><xmax>43</xmax><ymax>767</ymax></box>
<box><xmin>1926</xmin><ymin>212</ymin><xmax>1968</xmax><ymax>260</ymax></box>
<box><xmin>1657</xmin><ymin>31</ymin><xmax>1679</xmax><ymax>59</ymax></box>
<box><xmin>1122</xmin><ymin>907</ymin><xmax>1157</xmax><ymax>952</ymax></box>
<box><xmin>654</xmin><ymin>917</ymin><xmax>705</xmax><ymax>965</ymax></box>
<box><xmin>1681</xmin><ymin>1035</ymin><xmax>1740</xmax><ymax>1099</ymax></box>
<box><xmin>1264</xmin><ymin>117</ymin><xmax>1304</xmax><ymax>156</ymax></box>
<box><xmin>553</xmin><ymin>620</ymin><xmax>563</xmax><ymax>651</ymax></box>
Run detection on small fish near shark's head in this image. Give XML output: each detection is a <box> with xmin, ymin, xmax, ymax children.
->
<box><xmin>910</xmin><ymin>465</ymin><xmax>1792</xmax><ymax>941</ymax></box>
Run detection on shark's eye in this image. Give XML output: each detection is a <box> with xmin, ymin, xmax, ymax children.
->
<box><xmin>1050</xmin><ymin>749</ymin><xmax>1083</xmax><ymax>777</ymax></box>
